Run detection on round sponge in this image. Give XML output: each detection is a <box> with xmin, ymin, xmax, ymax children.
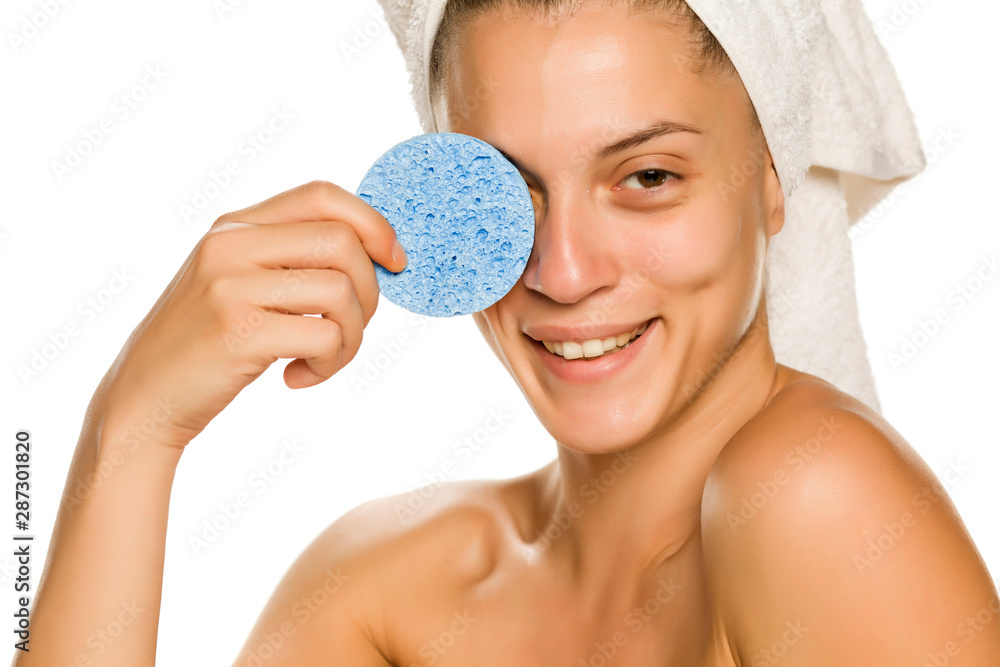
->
<box><xmin>356</xmin><ymin>133</ymin><xmax>535</xmax><ymax>317</ymax></box>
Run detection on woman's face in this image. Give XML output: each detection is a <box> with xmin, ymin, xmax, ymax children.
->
<box><xmin>438</xmin><ymin>3</ymin><xmax>785</xmax><ymax>453</ymax></box>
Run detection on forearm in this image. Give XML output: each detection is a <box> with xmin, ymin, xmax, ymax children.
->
<box><xmin>16</xmin><ymin>403</ymin><xmax>184</xmax><ymax>666</ymax></box>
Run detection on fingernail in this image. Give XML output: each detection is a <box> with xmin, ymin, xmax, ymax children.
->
<box><xmin>391</xmin><ymin>238</ymin><xmax>407</xmax><ymax>270</ymax></box>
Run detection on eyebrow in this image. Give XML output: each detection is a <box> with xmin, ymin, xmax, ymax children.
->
<box><xmin>493</xmin><ymin>119</ymin><xmax>702</xmax><ymax>182</ymax></box>
<box><xmin>595</xmin><ymin>120</ymin><xmax>702</xmax><ymax>159</ymax></box>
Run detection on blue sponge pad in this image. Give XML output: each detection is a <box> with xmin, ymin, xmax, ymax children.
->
<box><xmin>356</xmin><ymin>133</ymin><xmax>535</xmax><ymax>317</ymax></box>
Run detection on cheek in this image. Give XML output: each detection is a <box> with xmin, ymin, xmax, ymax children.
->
<box><xmin>472</xmin><ymin>310</ymin><xmax>495</xmax><ymax>344</ymax></box>
<box><xmin>472</xmin><ymin>307</ymin><xmax>505</xmax><ymax>362</ymax></box>
<box><xmin>625</xmin><ymin>207</ymin><xmax>749</xmax><ymax>292</ymax></box>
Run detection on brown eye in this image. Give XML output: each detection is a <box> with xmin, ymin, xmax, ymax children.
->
<box><xmin>621</xmin><ymin>169</ymin><xmax>674</xmax><ymax>190</ymax></box>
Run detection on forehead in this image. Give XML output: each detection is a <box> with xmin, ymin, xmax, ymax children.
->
<box><xmin>439</xmin><ymin>4</ymin><xmax>748</xmax><ymax>145</ymax></box>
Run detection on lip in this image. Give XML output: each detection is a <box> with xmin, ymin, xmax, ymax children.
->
<box><xmin>523</xmin><ymin>318</ymin><xmax>652</xmax><ymax>344</ymax></box>
<box><xmin>530</xmin><ymin>318</ymin><xmax>658</xmax><ymax>384</ymax></box>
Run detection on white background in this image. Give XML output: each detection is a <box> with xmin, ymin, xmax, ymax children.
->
<box><xmin>1</xmin><ymin>0</ymin><xmax>997</xmax><ymax>664</ymax></box>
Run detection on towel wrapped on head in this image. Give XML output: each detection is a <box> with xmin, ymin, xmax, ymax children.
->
<box><xmin>377</xmin><ymin>0</ymin><xmax>926</xmax><ymax>412</ymax></box>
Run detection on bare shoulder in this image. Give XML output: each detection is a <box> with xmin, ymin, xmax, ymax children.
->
<box><xmin>232</xmin><ymin>472</ymin><xmax>528</xmax><ymax>666</ymax></box>
<box><xmin>701</xmin><ymin>369</ymin><xmax>1000</xmax><ymax>666</ymax></box>
<box><xmin>704</xmin><ymin>369</ymin><xmax>926</xmax><ymax>502</ymax></box>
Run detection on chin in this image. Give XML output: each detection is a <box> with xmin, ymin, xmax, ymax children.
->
<box><xmin>534</xmin><ymin>395</ymin><xmax>669</xmax><ymax>454</ymax></box>
<box><xmin>523</xmin><ymin>355</ymin><xmax>687</xmax><ymax>455</ymax></box>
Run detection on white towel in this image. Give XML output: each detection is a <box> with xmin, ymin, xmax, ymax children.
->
<box><xmin>376</xmin><ymin>0</ymin><xmax>926</xmax><ymax>413</ymax></box>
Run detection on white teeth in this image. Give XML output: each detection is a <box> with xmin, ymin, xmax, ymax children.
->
<box><xmin>541</xmin><ymin>321</ymin><xmax>650</xmax><ymax>360</ymax></box>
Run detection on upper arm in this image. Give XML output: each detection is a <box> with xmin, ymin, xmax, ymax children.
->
<box><xmin>230</xmin><ymin>497</ymin><xmax>398</xmax><ymax>667</ymax></box>
<box><xmin>702</xmin><ymin>383</ymin><xmax>1000</xmax><ymax>666</ymax></box>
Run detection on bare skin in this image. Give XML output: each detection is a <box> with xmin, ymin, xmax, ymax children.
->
<box><xmin>16</xmin><ymin>4</ymin><xmax>1000</xmax><ymax>667</ymax></box>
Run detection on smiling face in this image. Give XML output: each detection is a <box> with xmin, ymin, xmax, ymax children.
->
<box><xmin>436</xmin><ymin>2</ymin><xmax>786</xmax><ymax>453</ymax></box>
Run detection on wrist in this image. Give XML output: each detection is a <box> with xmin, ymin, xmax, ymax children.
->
<box><xmin>64</xmin><ymin>402</ymin><xmax>185</xmax><ymax>517</ymax></box>
<box><xmin>86</xmin><ymin>392</ymin><xmax>190</xmax><ymax>466</ymax></box>
<box><xmin>97</xmin><ymin>418</ymin><xmax>187</xmax><ymax>462</ymax></box>
<box><xmin>94</xmin><ymin>423</ymin><xmax>185</xmax><ymax>470</ymax></box>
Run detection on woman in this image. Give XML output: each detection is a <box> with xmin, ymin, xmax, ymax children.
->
<box><xmin>17</xmin><ymin>0</ymin><xmax>1000</xmax><ymax>665</ymax></box>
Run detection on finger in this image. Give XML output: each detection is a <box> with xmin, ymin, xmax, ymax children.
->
<box><xmin>284</xmin><ymin>357</ymin><xmax>332</xmax><ymax>390</ymax></box>
<box><xmin>225</xmin><ymin>220</ymin><xmax>380</xmax><ymax>326</ymax></box>
<box><xmin>237</xmin><ymin>310</ymin><xmax>346</xmax><ymax>388</ymax></box>
<box><xmin>215</xmin><ymin>180</ymin><xmax>407</xmax><ymax>273</ymax></box>
<box><xmin>253</xmin><ymin>268</ymin><xmax>366</xmax><ymax>368</ymax></box>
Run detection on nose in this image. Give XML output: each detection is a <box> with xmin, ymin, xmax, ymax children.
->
<box><xmin>520</xmin><ymin>187</ymin><xmax>618</xmax><ymax>304</ymax></box>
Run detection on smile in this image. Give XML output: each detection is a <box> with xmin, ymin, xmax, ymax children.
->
<box><xmin>541</xmin><ymin>321</ymin><xmax>651</xmax><ymax>360</ymax></box>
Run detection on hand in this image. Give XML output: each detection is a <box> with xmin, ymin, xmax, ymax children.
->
<box><xmin>90</xmin><ymin>180</ymin><xmax>407</xmax><ymax>453</ymax></box>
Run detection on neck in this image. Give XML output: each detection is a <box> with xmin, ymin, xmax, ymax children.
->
<box><xmin>536</xmin><ymin>304</ymin><xmax>783</xmax><ymax>604</ymax></box>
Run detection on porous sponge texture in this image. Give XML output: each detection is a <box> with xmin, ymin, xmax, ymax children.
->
<box><xmin>356</xmin><ymin>133</ymin><xmax>534</xmax><ymax>317</ymax></box>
